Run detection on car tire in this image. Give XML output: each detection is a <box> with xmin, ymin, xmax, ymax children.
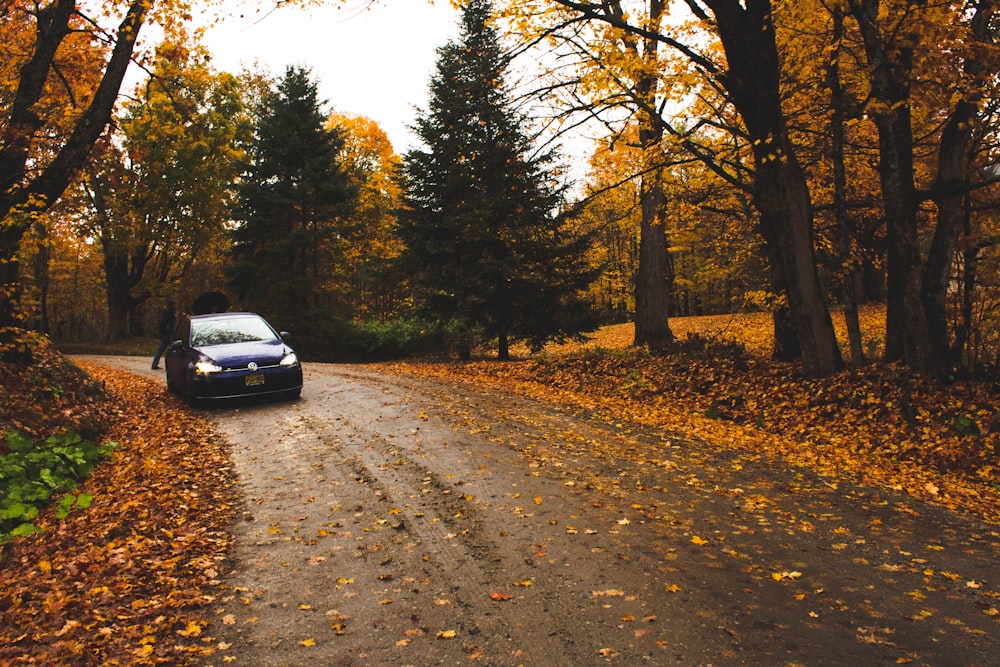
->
<box><xmin>184</xmin><ymin>373</ymin><xmax>201</xmax><ymax>408</ymax></box>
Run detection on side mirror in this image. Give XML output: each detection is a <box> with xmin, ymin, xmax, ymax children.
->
<box><xmin>279</xmin><ymin>331</ymin><xmax>291</xmax><ymax>340</ymax></box>
<box><xmin>169</xmin><ymin>340</ymin><xmax>184</xmax><ymax>350</ymax></box>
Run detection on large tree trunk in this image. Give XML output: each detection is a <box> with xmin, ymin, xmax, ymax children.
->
<box><xmin>827</xmin><ymin>6</ymin><xmax>865</xmax><ymax>365</ymax></box>
<box><xmin>101</xmin><ymin>244</ymin><xmax>152</xmax><ymax>343</ymax></box>
<box><xmin>923</xmin><ymin>0</ymin><xmax>995</xmax><ymax>370</ymax></box>
<box><xmin>0</xmin><ymin>0</ymin><xmax>148</xmax><ymax>326</ymax></box>
<box><xmin>631</xmin><ymin>0</ymin><xmax>675</xmax><ymax>348</ymax></box>
<box><xmin>708</xmin><ymin>0</ymin><xmax>843</xmax><ymax>376</ymax></box>
<box><xmin>633</xmin><ymin>170</ymin><xmax>675</xmax><ymax>347</ymax></box>
<box><xmin>847</xmin><ymin>0</ymin><xmax>939</xmax><ymax>374</ymax></box>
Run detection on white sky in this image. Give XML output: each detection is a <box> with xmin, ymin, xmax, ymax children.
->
<box><xmin>198</xmin><ymin>0</ymin><xmax>462</xmax><ymax>154</ymax></box>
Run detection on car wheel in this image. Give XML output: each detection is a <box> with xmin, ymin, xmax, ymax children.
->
<box><xmin>165</xmin><ymin>369</ymin><xmax>176</xmax><ymax>394</ymax></box>
<box><xmin>184</xmin><ymin>372</ymin><xmax>201</xmax><ymax>408</ymax></box>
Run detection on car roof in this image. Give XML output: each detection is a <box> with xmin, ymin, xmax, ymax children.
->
<box><xmin>187</xmin><ymin>312</ymin><xmax>262</xmax><ymax>321</ymax></box>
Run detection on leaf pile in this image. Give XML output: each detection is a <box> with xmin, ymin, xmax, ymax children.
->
<box><xmin>378</xmin><ymin>311</ymin><xmax>1000</xmax><ymax>525</ymax></box>
<box><xmin>0</xmin><ymin>328</ymin><xmax>112</xmax><ymax>445</ymax></box>
<box><xmin>0</xmin><ymin>333</ymin><xmax>237</xmax><ymax>666</ymax></box>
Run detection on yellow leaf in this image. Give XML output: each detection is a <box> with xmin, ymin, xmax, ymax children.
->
<box><xmin>299</xmin><ymin>638</ymin><xmax>315</xmax><ymax>647</ymax></box>
<box><xmin>592</xmin><ymin>589</ymin><xmax>625</xmax><ymax>597</ymax></box>
<box><xmin>179</xmin><ymin>621</ymin><xmax>203</xmax><ymax>637</ymax></box>
<box><xmin>691</xmin><ymin>535</ymin><xmax>709</xmax><ymax>545</ymax></box>
<box><xmin>437</xmin><ymin>630</ymin><xmax>457</xmax><ymax>639</ymax></box>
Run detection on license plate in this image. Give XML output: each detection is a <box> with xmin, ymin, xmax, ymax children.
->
<box><xmin>245</xmin><ymin>373</ymin><xmax>265</xmax><ymax>387</ymax></box>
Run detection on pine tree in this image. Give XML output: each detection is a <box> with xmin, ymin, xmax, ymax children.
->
<box><xmin>398</xmin><ymin>0</ymin><xmax>598</xmax><ymax>360</ymax></box>
<box><xmin>227</xmin><ymin>66</ymin><xmax>355</xmax><ymax>331</ymax></box>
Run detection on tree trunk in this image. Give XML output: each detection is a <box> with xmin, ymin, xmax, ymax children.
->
<box><xmin>950</xmin><ymin>221</ymin><xmax>979</xmax><ymax>366</ymax></box>
<box><xmin>923</xmin><ymin>105</ymin><xmax>973</xmax><ymax>367</ymax></box>
<box><xmin>631</xmin><ymin>0</ymin><xmax>675</xmax><ymax>348</ymax></box>
<box><xmin>0</xmin><ymin>228</ymin><xmax>23</xmax><ymax>328</ymax></box>
<box><xmin>497</xmin><ymin>326</ymin><xmax>510</xmax><ymax>361</ymax></box>
<box><xmin>764</xmin><ymin>233</ymin><xmax>800</xmax><ymax>362</ymax></box>
<box><xmin>30</xmin><ymin>220</ymin><xmax>52</xmax><ymax>334</ymax></box>
<box><xmin>923</xmin><ymin>0</ymin><xmax>994</xmax><ymax>370</ymax></box>
<box><xmin>101</xmin><ymin>240</ymin><xmax>152</xmax><ymax>343</ymax></box>
<box><xmin>847</xmin><ymin>0</ymin><xmax>938</xmax><ymax>374</ymax></box>
<box><xmin>827</xmin><ymin>6</ymin><xmax>865</xmax><ymax>365</ymax></box>
<box><xmin>633</xmin><ymin>172</ymin><xmax>675</xmax><ymax>347</ymax></box>
<box><xmin>708</xmin><ymin>0</ymin><xmax>843</xmax><ymax>376</ymax></box>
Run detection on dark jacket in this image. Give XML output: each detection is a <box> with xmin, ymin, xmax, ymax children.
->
<box><xmin>158</xmin><ymin>306</ymin><xmax>176</xmax><ymax>338</ymax></box>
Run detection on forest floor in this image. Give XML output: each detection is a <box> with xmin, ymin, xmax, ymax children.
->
<box><xmin>0</xmin><ymin>309</ymin><xmax>997</xmax><ymax>665</ymax></box>
<box><xmin>384</xmin><ymin>307</ymin><xmax>1000</xmax><ymax>526</ymax></box>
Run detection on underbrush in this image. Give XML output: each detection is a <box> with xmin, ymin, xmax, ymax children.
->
<box><xmin>0</xmin><ymin>329</ymin><xmax>121</xmax><ymax>552</ymax></box>
<box><xmin>0</xmin><ymin>429</ymin><xmax>116</xmax><ymax>545</ymax></box>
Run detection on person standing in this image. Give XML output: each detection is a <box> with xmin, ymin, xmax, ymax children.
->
<box><xmin>151</xmin><ymin>300</ymin><xmax>177</xmax><ymax>370</ymax></box>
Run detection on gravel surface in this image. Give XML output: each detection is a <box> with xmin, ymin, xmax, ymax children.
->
<box><xmin>78</xmin><ymin>356</ymin><xmax>1000</xmax><ymax>666</ymax></box>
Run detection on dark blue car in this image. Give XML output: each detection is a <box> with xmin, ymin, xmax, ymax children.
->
<box><xmin>165</xmin><ymin>312</ymin><xmax>303</xmax><ymax>407</ymax></box>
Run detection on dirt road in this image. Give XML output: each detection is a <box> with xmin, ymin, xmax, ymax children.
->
<box><xmin>81</xmin><ymin>357</ymin><xmax>1000</xmax><ymax>666</ymax></box>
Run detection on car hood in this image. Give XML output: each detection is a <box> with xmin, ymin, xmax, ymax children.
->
<box><xmin>196</xmin><ymin>339</ymin><xmax>293</xmax><ymax>367</ymax></box>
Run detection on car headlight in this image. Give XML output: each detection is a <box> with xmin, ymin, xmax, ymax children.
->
<box><xmin>280</xmin><ymin>352</ymin><xmax>299</xmax><ymax>367</ymax></box>
<box><xmin>195</xmin><ymin>359</ymin><xmax>222</xmax><ymax>375</ymax></box>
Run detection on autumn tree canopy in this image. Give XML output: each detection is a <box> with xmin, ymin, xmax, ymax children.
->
<box><xmin>0</xmin><ymin>0</ymin><xmax>151</xmax><ymax>329</ymax></box>
<box><xmin>501</xmin><ymin>0</ymin><xmax>999</xmax><ymax>377</ymax></box>
<box><xmin>79</xmin><ymin>35</ymin><xmax>249</xmax><ymax>342</ymax></box>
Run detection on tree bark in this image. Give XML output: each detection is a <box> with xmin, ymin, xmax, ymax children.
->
<box><xmin>827</xmin><ymin>6</ymin><xmax>865</xmax><ymax>365</ymax></box>
<box><xmin>707</xmin><ymin>0</ymin><xmax>843</xmax><ymax>376</ymax></box>
<box><xmin>101</xmin><ymin>241</ymin><xmax>152</xmax><ymax>343</ymax></box>
<box><xmin>847</xmin><ymin>0</ymin><xmax>937</xmax><ymax>374</ymax></box>
<box><xmin>630</xmin><ymin>0</ymin><xmax>675</xmax><ymax>348</ymax></box>
<box><xmin>923</xmin><ymin>0</ymin><xmax>995</xmax><ymax>370</ymax></box>
<box><xmin>633</xmin><ymin>167</ymin><xmax>675</xmax><ymax>347</ymax></box>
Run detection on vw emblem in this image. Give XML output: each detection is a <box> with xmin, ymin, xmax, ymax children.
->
<box><xmin>247</xmin><ymin>362</ymin><xmax>258</xmax><ymax>371</ymax></box>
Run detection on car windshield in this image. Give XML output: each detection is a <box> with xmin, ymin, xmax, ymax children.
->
<box><xmin>191</xmin><ymin>316</ymin><xmax>279</xmax><ymax>347</ymax></box>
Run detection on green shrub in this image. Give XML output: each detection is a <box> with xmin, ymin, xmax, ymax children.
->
<box><xmin>294</xmin><ymin>316</ymin><xmax>452</xmax><ymax>361</ymax></box>
<box><xmin>0</xmin><ymin>429</ymin><xmax>116</xmax><ymax>545</ymax></box>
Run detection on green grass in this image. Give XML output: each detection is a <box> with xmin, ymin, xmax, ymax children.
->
<box><xmin>55</xmin><ymin>336</ymin><xmax>156</xmax><ymax>357</ymax></box>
